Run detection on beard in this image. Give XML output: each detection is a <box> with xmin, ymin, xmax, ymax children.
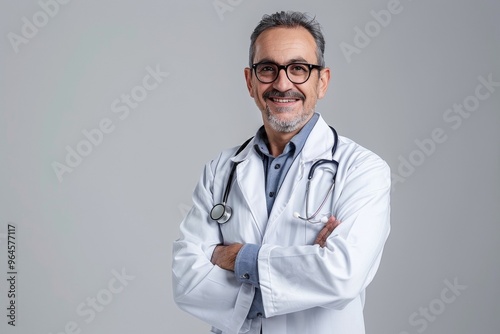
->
<box><xmin>265</xmin><ymin>104</ymin><xmax>312</xmax><ymax>133</ymax></box>
<box><xmin>261</xmin><ymin>89</ymin><xmax>315</xmax><ymax>133</ymax></box>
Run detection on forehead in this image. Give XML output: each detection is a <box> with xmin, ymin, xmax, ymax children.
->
<box><xmin>253</xmin><ymin>26</ymin><xmax>318</xmax><ymax>64</ymax></box>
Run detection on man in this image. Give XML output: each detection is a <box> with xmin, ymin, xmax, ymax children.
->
<box><xmin>172</xmin><ymin>11</ymin><xmax>391</xmax><ymax>334</ymax></box>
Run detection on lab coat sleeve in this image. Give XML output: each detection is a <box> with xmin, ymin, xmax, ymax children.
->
<box><xmin>172</xmin><ymin>153</ymin><xmax>254</xmax><ymax>333</ymax></box>
<box><xmin>258</xmin><ymin>152</ymin><xmax>391</xmax><ymax>317</ymax></box>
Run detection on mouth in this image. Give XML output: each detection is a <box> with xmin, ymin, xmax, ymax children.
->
<box><xmin>269</xmin><ymin>97</ymin><xmax>300</xmax><ymax>103</ymax></box>
<box><xmin>263</xmin><ymin>90</ymin><xmax>305</xmax><ymax>109</ymax></box>
<box><xmin>265</xmin><ymin>93</ymin><xmax>303</xmax><ymax>108</ymax></box>
<box><xmin>267</xmin><ymin>97</ymin><xmax>302</xmax><ymax>112</ymax></box>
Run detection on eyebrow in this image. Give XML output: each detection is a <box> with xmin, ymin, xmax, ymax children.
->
<box><xmin>255</xmin><ymin>57</ymin><xmax>310</xmax><ymax>64</ymax></box>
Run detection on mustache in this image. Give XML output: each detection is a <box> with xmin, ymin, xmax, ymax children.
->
<box><xmin>263</xmin><ymin>90</ymin><xmax>305</xmax><ymax>100</ymax></box>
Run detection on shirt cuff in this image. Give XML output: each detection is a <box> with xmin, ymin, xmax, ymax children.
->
<box><xmin>247</xmin><ymin>288</ymin><xmax>265</xmax><ymax>319</ymax></box>
<box><xmin>234</xmin><ymin>243</ymin><xmax>260</xmax><ymax>287</ymax></box>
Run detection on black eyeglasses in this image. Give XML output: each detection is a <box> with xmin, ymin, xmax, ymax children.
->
<box><xmin>252</xmin><ymin>62</ymin><xmax>323</xmax><ymax>84</ymax></box>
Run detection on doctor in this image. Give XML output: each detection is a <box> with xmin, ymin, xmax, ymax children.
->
<box><xmin>172</xmin><ymin>11</ymin><xmax>391</xmax><ymax>334</ymax></box>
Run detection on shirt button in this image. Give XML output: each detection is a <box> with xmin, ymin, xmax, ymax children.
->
<box><xmin>242</xmin><ymin>273</ymin><xmax>250</xmax><ymax>279</ymax></box>
<box><xmin>269</xmin><ymin>192</ymin><xmax>275</xmax><ymax>198</ymax></box>
<box><xmin>257</xmin><ymin>312</ymin><xmax>263</xmax><ymax>317</ymax></box>
<box><xmin>274</xmin><ymin>164</ymin><xmax>281</xmax><ymax>169</ymax></box>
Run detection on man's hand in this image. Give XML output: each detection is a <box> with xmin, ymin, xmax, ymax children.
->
<box><xmin>210</xmin><ymin>243</ymin><xmax>243</xmax><ymax>271</ymax></box>
<box><xmin>314</xmin><ymin>216</ymin><xmax>341</xmax><ymax>247</ymax></box>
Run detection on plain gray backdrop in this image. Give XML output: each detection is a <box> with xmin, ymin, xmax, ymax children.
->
<box><xmin>1</xmin><ymin>0</ymin><xmax>499</xmax><ymax>333</ymax></box>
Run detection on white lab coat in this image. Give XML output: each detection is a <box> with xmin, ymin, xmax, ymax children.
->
<box><xmin>172</xmin><ymin>115</ymin><xmax>391</xmax><ymax>334</ymax></box>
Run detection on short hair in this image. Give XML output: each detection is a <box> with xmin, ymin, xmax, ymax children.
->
<box><xmin>249</xmin><ymin>11</ymin><xmax>326</xmax><ymax>67</ymax></box>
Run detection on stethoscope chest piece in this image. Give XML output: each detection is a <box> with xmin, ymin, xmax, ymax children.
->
<box><xmin>210</xmin><ymin>203</ymin><xmax>232</xmax><ymax>224</ymax></box>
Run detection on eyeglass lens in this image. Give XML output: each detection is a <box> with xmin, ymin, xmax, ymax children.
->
<box><xmin>255</xmin><ymin>63</ymin><xmax>312</xmax><ymax>84</ymax></box>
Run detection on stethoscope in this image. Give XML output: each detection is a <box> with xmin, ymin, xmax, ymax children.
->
<box><xmin>210</xmin><ymin>126</ymin><xmax>339</xmax><ymax>224</ymax></box>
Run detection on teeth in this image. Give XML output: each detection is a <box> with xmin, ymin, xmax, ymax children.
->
<box><xmin>273</xmin><ymin>98</ymin><xmax>296</xmax><ymax>103</ymax></box>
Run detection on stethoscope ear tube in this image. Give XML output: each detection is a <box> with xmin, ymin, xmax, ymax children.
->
<box><xmin>297</xmin><ymin>126</ymin><xmax>339</xmax><ymax>224</ymax></box>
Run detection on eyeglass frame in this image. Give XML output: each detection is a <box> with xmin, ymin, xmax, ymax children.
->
<box><xmin>251</xmin><ymin>61</ymin><xmax>324</xmax><ymax>84</ymax></box>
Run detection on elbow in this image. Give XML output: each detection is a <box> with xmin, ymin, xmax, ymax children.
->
<box><xmin>172</xmin><ymin>272</ymin><xmax>187</xmax><ymax>306</ymax></box>
<box><xmin>321</xmin><ymin>260</ymin><xmax>372</xmax><ymax>310</ymax></box>
<box><xmin>330</xmin><ymin>289</ymin><xmax>360</xmax><ymax>310</ymax></box>
<box><xmin>329</xmin><ymin>278</ymin><xmax>365</xmax><ymax>310</ymax></box>
<box><xmin>319</xmin><ymin>286</ymin><xmax>364</xmax><ymax>311</ymax></box>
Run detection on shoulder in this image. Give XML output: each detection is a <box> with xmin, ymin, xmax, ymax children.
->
<box><xmin>207</xmin><ymin>146</ymin><xmax>238</xmax><ymax>173</ymax></box>
<box><xmin>207</xmin><ymin>136</ymin><xmax>255</xmax><ymax>175</ymax></box>
<box><xmin>336</xmin><ymin>135</ymin><xmax>391</xmax><ymax>191</ymax></box>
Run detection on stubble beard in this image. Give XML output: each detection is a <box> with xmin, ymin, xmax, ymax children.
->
<box><xmin>265</xmin><ymin>104</ymin><xmax>314</xmax><ymax>133</ymax></box>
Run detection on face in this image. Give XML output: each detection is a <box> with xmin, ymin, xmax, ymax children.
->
<box><xmin>245</xmin><ymin>27</ymin><xmax>330</xmax><ymax>135</ymax></box>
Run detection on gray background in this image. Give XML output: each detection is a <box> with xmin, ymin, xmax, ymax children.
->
<box><xmin>1</xmin><ymin>0</ymin><xmax>499</xmax><ymax>333</ymax></box>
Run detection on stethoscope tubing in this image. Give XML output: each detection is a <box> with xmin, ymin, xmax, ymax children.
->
<box><xmin>210</xmin><ymin>126</ymin><xmax>339</xmax><ymax>224</ymax></box>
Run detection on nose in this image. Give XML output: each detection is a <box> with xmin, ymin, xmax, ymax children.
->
<box><xmin>272</xmin><ymin>67</ymin><xmax>294</xmax><ymax>92</ymax></box>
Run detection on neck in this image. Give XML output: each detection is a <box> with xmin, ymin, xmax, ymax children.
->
<box><xmin>264</xmin><ymin>126</ymin><xmax>300</xmax><ymax>157</ymax></box>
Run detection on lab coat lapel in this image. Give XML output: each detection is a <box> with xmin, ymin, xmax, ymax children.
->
<box><xmin>229</xmin><ymin>115</ymin><xmax>335</xmax><ymax>242</ymax></box>
<box><xmin>233</xmin><ymin>147</ymin><xmax>268</xmax><ymax>237</ymax></box>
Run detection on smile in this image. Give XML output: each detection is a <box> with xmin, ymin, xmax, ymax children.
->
<box><xmin>270</xmin><ymin>98</ymin><xmax>299</xmax><ymax>103</ymax></box>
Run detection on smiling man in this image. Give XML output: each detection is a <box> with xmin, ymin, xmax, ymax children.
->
<box><xmin>245</xmin><ymin>25</ymin><xmax>329</xmax><ymax>155</ymax></box>
<box><xmin>173</xmin><ymin>11</ymin><xmax>391</xmax><ymax>334</ymax></box>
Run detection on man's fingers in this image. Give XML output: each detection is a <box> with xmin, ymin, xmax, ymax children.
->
<box><xmin>314</xmin><ymin>216</ymin><xmax>341</xmax><ymax>247</ymax></box>
<box><xmin>210</xmin><ymin>243</ymin><xmax>242</xmax><ymax>271</ymax></box>
<box><xmin>210</xmin><ymin>245</ymin><xmax>222</xmax><ymax>265</ymax></box>
<box><xmin>327</xmin><ymin>216</ymin><xmax>341</xmax><ymax>230</ymax></box>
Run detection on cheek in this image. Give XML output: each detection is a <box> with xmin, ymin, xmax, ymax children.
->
<box><xmin>255</xmin><ymin>86</ymin><xmax>269</xmax><ymax>100</ymax></box>
<box><xmin>250</xmin><ymin>81</ymin><xmax>261</xmax><ymax>97</ymax></box>
<box><xmin>306</xmin><ymin>85</ymin><xmax>321</xmax><ymax>100</ymax></box>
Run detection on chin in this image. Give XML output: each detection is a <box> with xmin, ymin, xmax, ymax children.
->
<box><xmin>266</xmin><ymin>108</ymin><xmax>309</xmax><ymax>133</ymax></box>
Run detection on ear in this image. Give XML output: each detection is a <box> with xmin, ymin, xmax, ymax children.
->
<box><xmin>317</xmin><ymin>67</ymin><xmax>331</xmax><ymax>99</ymax></box>
<box><xmin>244</xmin><ymin>67</ymin><xmax>255</xmax><ymax>98</ymax></box>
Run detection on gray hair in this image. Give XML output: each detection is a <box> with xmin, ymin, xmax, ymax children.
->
<box><xmin>249</xmin><ymin>11</ymin><xmax>326</xmax><ymax>67</ymax></box>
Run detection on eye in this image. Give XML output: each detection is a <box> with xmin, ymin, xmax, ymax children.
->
<box><xmin>290</xmin><ymin>64</ymin><xmax>308</xmax><ymax>73</ymax></box>
<box><xmin>258</xmin><ymin>64</ymin><xmax>276</xmax><ymax>73</ymax></box>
